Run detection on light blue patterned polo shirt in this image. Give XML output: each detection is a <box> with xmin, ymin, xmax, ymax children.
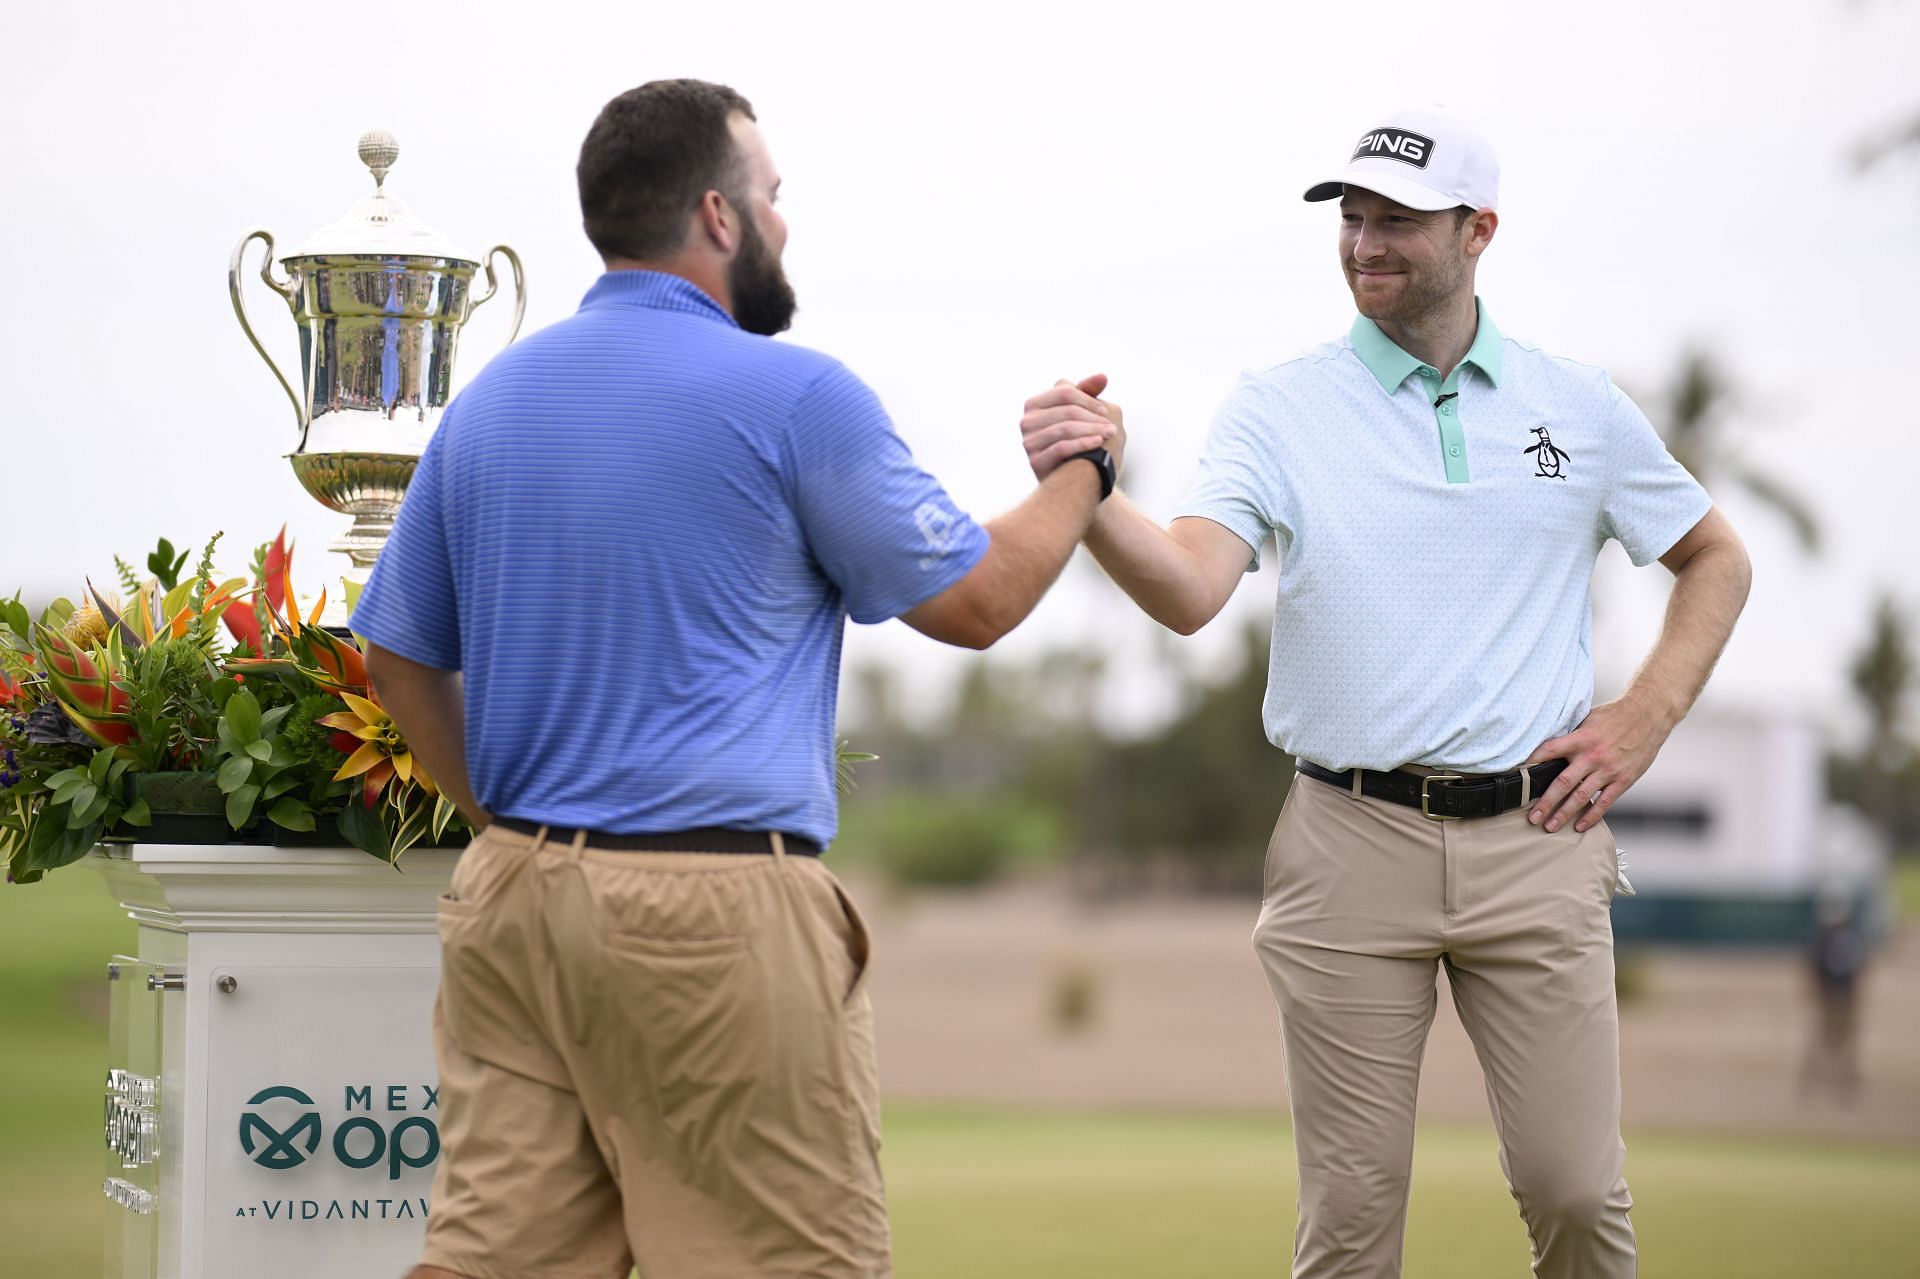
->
<box><xmin>1176</xmin><ymin>300</ymin><xmax>1711</xmax><ymax>775</ymax></box>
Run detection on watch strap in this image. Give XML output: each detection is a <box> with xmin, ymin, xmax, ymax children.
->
<box><xmin>1068</xmin><ymin>447</ymin><xmax>1115</xmax><ymax>500</ymax></box>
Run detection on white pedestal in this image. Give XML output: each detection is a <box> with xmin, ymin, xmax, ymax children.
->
<box><xmin>88</xmin><ymin>842</ymin><xmax>460</xmax><ymax>1279</ymax></box>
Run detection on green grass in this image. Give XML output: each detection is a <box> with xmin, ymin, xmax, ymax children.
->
<box><xmin>0</xmin><ymin>866</ymin><xmax>135</xmax><ymax>1276</ymax></box>
<box><xmin>1893</xmin><ymin>855</ymin><xmax>1920</xmax><ymax>923</ymax></box>
<box><xmin>6</xmin><ymin>872</ymin><xmax>1920</xmax><ymax>1277</ymax></box>
<box><xmin>883</xmin><ymin>1108</ymin><xmax>1920</xmax><ymax>1278</ymax></box>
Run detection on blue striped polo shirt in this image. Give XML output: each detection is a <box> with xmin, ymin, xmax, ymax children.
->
<box><xmin>351</xmin><ymin>270</ymin><xmax>988</xmax><ymax>845</ymax></box>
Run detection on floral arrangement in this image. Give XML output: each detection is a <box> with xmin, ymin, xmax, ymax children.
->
<box><xmin>1</xmin><ymin>531</ymin><xmax>464</xmax><ymax>884</ymax></box>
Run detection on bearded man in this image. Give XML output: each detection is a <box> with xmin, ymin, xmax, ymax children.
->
<box><xmin>356</xmin><ymin>79</ymin><xmax>1122</xmax><ymax>1279</ymax></box>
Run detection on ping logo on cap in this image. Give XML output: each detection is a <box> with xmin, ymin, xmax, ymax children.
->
<box><xmin>1351</xmin><ymin>128</ymin><xmax>1434</xmax><ymax>168</ymax></box>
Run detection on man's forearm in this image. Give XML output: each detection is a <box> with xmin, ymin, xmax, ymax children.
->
<box><xmin>1524</xmin><ymin>523</ymin><xmax>1751</xmax><ymax>833</ymax></box>
<box><xmin>364</xmin><ymin>650</ymin><xmax>489</xmax><ymax>829</ymax></box>
<box><xmin>1083</xmin><ymin>493</ymin><xmax>1219</xmax><ymax>635</ymax></box>
<box><xmin>1623</xmin><ymin>541</ymin><xmax>1752</xmax><ymax>727</ymax></box>
<box><xmin>969</xmin><ymin>461</ymin><xmax>1105</xmax><ymax>640</ymax></box>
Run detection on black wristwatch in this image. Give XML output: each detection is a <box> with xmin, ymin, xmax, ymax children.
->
<box><xmin>1068</xmin><ymin>447</ymin><xmax>1116</xmax><ymax>501</ymax></box>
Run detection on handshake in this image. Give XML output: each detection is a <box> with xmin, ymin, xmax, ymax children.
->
<box><xmin>1019</xmin><ymin>373</ymin><xmax>1127</xmax><ymax>487</ymax></box>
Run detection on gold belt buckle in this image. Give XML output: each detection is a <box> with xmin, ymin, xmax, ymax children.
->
<box><xmin>1420</xmin><ymin>773</ymin><xmax>1465</xmax><ymax>821</ymax></box>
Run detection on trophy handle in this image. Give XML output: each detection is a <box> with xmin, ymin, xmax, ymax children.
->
<box><xmin>468</xmin><ymin>244</ymin><xmax>526</xmax><ymax>347</ymax></box>
<box><xmin>227</xmin><ymin>228</ymin><xmax>307</xmax><ymax>430</ymax></box>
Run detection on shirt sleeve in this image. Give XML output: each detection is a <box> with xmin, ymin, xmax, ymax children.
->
<box><xmin>783</xmin><ymin>363</ymin><xmax>989</xmax><ymax>624</ymax></box>
<box><xmin>1173</xmin><ymin>373</ymin><xmax>1280</xmax><ymax>571</ymax></box>
<box><xmin>349</xmin><ymin>426</ymin><xmax>462</xmax><ymax>669</ymax></box>
<box><xmin>1599</xmin><ymin>380</ymin><xmax>1714</xmax><ymax>566</ymax></box>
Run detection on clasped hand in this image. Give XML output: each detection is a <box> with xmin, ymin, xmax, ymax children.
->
<box><xmin>1019</xmin><ymin>374</ymin><xmax>1126</xmax><ymax>483</ymax></box>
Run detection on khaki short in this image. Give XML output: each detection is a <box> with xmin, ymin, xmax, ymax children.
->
<box><xmin>419</xmin><ymin>823</ymin><xmax>889</xmax><ymax>1279</ymax></box>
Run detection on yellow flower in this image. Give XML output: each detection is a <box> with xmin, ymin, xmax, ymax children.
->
<box><xmin>316</xmin><ymin>692</ymin><xmax>438</xmax><ymax>807</ymax></box>
<box><xmin>65</xmin><ymin>602</ymin><xmax>110</xmax><ymax>648</ymax></box>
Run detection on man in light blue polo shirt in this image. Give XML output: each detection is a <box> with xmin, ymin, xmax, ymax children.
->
<box><xmin>357</xmin><ymin>80</ymin><xmax>1122</xmax><ymax>1279</ymax></box>
<box><xmin>1020</xmin><ymin>103</ymin><xmax>1751</xmax><ymax>1278</ymax></box>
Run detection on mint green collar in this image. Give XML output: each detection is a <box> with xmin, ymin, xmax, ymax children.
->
<box><xmin>1350</xmin><ymin>298</ymin><xmax>1504</xmax><ymax>393</ymax></box>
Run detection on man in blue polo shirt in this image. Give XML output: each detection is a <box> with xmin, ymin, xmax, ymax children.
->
<box><xmin>356</xmin><ymin>80</ymin><xmax>1121</xmax><ymax>1279</ymax></box>
<box><xmin>1020</xmin><ymin>104</ymin><xmax>1751</xmax><ymax>1278</ymax></box>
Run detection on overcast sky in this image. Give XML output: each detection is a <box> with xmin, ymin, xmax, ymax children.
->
<box><xmin>3</xmin><ymin>0</ymin><xmax>1915</xmax><ymax>741</ymax></box>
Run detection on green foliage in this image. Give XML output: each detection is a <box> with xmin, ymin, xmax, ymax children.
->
<box><xmin>145</xmin><ymin>538</ymin><xmax>192</xmax><ymax>592</ymax></box>
<box><xmin>112</xmin><ymin>556</ymin><xmax>142</xmax><ymax>598</ymax></box>
<box><xmin>115</xmin><ymin>635</ymin><xmax>224</xmax><ymax>773</ymax></box>
<box><xmin>3</xmin><ymin>528</ymin><xmax>472</xmax><ymax>883</ymax></box>
<box><xmin>1831</xmin><ymin>595</ymin><xmax>1920</xmax><ymax>848</ymax></box>
<box><xmin>1082</xmin><ymin>624</ymin><xmax>1287</xmax><ymax>885</ymax></box>
<box><xmin>1652</xmin><ymin>348</ymin><xmax>1819</xmax><ymax>554</ymax></box>
<box><xmin>335</xmin><ymin>786</ymin><xmax>459</xmax><ymax>865</ymax></box>
<box><xmin>0</xmin><ymin>594</ymin><xmax>30</xmax><ymax>643</ymax></box>
<box><xmin>184</xmin><ymin>531</ymin><xmax>227</xmax><ymax>646</ymax></box>
<box><xmin>1893</xmin><ymin>859</ymin><xmax>1920</xmax><ymax>925</ymax></box>
<box><xmin>1851</xmin><ymin>597</ymin><xmax>1913</xmax><ymax>752</ymax></box>
<box><xmin>14</xmin><ymin>747</ymin><xmax>146</xmax><ymax>881</ymax></box>
<box><xmin>836</xmin><ymin>740</ymin><xmax>877</xmax><ymax>794</ymax></box>
<box><xmin>840</xmin><ymin>791</ymin><xmax>1061</xmax><ymax>888</ymax></box>
<box><xmin>247</xmin><ymin>538</ymin><xmax>273</xmax><ymax>650</ymax></box>
<box><xmin>279</xmin><ymin>692</ymin><xmax>348</xmax><ymax>768</ymax></box>
<box><xmin>840</xmin><ymin>622</ymin><xmax>1287</xmax><ymax>891</ymax></box>
<box><xmin>209</xmin><ymin>687</ymin><xmax>306</xmax><ymax>832</ymax></box>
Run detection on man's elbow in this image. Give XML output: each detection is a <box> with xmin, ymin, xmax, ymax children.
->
<box><xmin>1701</xmin><ymin>533</ymin><xmax>1754</xmax><ymax>605</ymax></box>
<box><xmin>1729</xmin><ymin>540</ymin><xmax>1754</xmax><ymax>601</ymax></box>
<box><xmin>902</xmin><ymin>591</ymin><xmax>1012</xmax><ymax>650</ymax></box>
<box><xmin>955</xmin><ymin>599</ymin><xmax>1018</xmax><ymax>650</ymax></box>
<box><xmin>1153</xmin><ymin>590</ymin><xmax>1219</xmax><ymax>638</ymax></box>
<box><xmin>1728</xmin><ymin>546</ymin><xmax>1754</xmax><ymax>625</ymax></box>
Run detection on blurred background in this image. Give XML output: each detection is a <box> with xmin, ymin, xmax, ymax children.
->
<box><xmin>4</xmin><ymin>0</ymin><xmax>1919</xmax><ymax>1274</ymax></box>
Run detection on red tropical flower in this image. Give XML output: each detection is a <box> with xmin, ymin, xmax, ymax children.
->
<box><xmin>0</xmin><ymin>667</ymin><xmax>25</xmax><ymax>710</ymax></box>
<box><xmin>33</xmin><ymin>627</ymin><xmax>135</xmax><ymax>746</ymax></box>
<box><xmin>220</xmin><ymin>525</ymin><xmax>291</xmax><ymax>652</ymax></box>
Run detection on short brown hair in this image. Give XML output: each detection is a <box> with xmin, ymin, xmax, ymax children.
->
<box><xmin>577</xmin><ymin>79</ymin><xmax>756</xmax><ymax>261</ymax></box>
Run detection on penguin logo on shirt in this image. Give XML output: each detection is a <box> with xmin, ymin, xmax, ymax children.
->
<box><xmin>1524</xmin><ymin>426</ymin><xmax>1570</xmax><ymax>480</ymax></box>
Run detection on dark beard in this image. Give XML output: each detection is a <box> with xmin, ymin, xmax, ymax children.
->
<box><xmin>1346</xmin><ymin>259</ymin><xmax>1461</xmax><ymax>329</ymax></box>
<box><xmin>728</xmin><ymin>211</ymin><xmax>797</xmax><ymax>336</ymax></box>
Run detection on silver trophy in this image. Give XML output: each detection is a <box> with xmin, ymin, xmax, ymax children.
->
<box><xmin>229</xmin><ymin>130</ymin><xmax>525</xmax><ymax>569</ymax></box>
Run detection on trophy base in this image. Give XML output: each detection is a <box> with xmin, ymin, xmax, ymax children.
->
<box><xmin>287</xmin><ymin>451</ymin><xmax>418</xmax><ymax>570</ymax></box>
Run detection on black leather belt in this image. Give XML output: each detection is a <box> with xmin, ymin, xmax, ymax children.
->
<box><xmin>1296</xmin><ymin>758</ymin><xmax>1568</xmax><ymax>822</ymax></box>
<box><xmin>495</xmin><ymin>818</ymin><xmax>821</xmax><ymax>856</ymax></box>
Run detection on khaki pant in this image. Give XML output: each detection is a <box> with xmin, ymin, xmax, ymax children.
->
<box><xmin>1254</xmin><ymin>773</ymin><xmax>1635</xmax><ymax>1279</ymax></box>
<box><xmin>419</xmin><ymin>823</ymin><xmax>889</xmax><ymax>1279</ymax></box>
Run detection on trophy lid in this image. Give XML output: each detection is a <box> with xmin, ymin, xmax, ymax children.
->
<box><xmin>282</xmin><ymin>130</ymin><xmax>477</xmax><ymax>263</ymax></box>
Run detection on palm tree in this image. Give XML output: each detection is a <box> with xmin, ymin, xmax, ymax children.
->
<box><xmin>1655</xmin><ymin>347</ymin><xmax>1821</xmax><ymax>554</ymax></box>
<box><xmin>1848</xmin><ymin>595</ymin><xmax>1916</xmax><ymax>834</ymax></box>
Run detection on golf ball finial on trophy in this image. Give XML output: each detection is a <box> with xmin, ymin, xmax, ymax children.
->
<box><xmin>228</xmin><ymin>130</ymin><xmax>525</xmax><ymax>574</ymax></box>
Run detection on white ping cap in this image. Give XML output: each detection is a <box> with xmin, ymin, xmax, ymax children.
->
<box><xmin>1303</xmin><ymin>104</ymin><xmax>1500</xmax><ymax>212</ymax></box>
